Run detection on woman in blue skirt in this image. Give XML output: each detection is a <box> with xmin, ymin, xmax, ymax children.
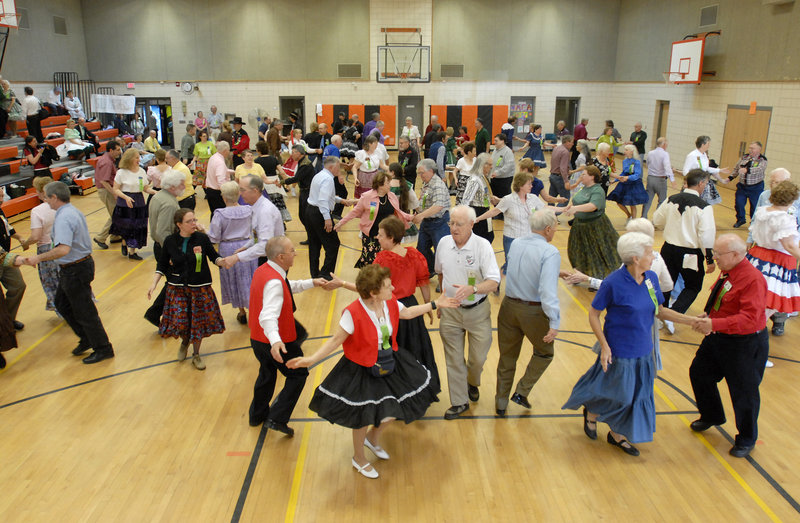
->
<box><xmin>562</xmin><ymin>232</ymin><xmax>693</xmax><ymax>456</ymax></box>
<box><xmin>516</xmin><ymin>124</ymin><xmax>549</xmax><ymax>177</ymax></box>
<box><xmin>607</xmin><ymin>145</ymin><xmax>649</xmax><ymax>219</ymax></box>
<box><xmin>288</xmin><ymin>265</ymin><xmax>458</xmax><ymax>479</ymax></box>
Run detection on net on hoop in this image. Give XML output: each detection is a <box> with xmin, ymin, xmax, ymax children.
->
<box><xmin>662</xmin><ymin>72</ymin><xmax>686</xmax><ymax>86</ymax></box>
<box><xmin>399</xmin><ymin>73</ymin><xmax>409</xmax><ymax>83</ymax></box>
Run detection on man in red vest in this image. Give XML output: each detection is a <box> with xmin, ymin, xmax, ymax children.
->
<box><xmin>248</xmin><ymin>236</ymin><xmax>333</xmax><ymax>435</ymax></box>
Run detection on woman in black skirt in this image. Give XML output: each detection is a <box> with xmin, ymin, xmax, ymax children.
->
<box><xmin>111</xmin><ymin>148</ymin><xmax>156</xmax><ymax>260</ymax></box>
<box><xmin>287</xmin><ymin>265</ymin><xmax>457</xmax><ymax>479</ymax></box>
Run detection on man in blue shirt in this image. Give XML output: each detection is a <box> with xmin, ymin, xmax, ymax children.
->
<box><xmin>306</xmin><ymin>156</ymin><xmax>354</xmax><ymax>280</ymax></box>
<box><xmin>21</xmin><ymin>182</ymin><xmax>115</xmax><ymax>364</ymax></box>
<box><xmin>495</xmin><ymin>209</ymin><xmax>560</xmax><ymax>416</ymax></box>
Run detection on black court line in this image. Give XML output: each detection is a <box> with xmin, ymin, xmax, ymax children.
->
<box><xmin>656</xmin><ymin>375</ymin><xmax>800</xmax><ymax>514</ymax></box>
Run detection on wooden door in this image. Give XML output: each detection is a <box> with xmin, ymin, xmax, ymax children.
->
<box><xmin>720</xmin><ymin>106</ymin><xmax>771</xmax><ymax>169</ymax></box>
<box><xmin>653</xmin><ymin>101</ymin><xmax>669</xmax><ymax>141</ymax></box>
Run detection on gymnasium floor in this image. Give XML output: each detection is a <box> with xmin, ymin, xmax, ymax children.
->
<box><xmin>1</xmin><ymin>154</ymin><xmax>799</xmax><ymax>522</ymax></box>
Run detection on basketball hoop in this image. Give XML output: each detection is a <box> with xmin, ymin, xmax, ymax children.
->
<box><xmin>0</xmin><ymin>12</ymin><xmax>19</xmax><ymax>29</ymax></box>
<box><xmin>662</xmin><ymin>72</ymin><xmax>686</xmax><ymax>86</ymax></box>
<box><xmin>399</xmin><ymin>73</ymin><xmax>409</xmax><ymax>84</ymax></box>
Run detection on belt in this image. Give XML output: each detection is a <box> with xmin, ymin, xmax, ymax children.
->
<box><xmin>711</xmin><ymin>328</ymin><xmax>765</xmax><ymax>339</ymax></box>
<box><xmin>460</xmin><ymin>295</ymin><xmax>487</xmax><ymax>309</ymax></box>
<box><xmin>220</xmin><ymin>237</ymin><xmax>249</xmax><ymax>242</ymax></box>
<box><xmin>61</xmin><ymin>255</ymin><xmax>91</xmax><ymax>268</ymax></box>
<box><xmin>423</xmin><ymin>215</ymin><xmax>447</xmax><ymax>222</ymax></box>
<box><xmin>508</xmin><ymin>296</ymin><xmax>541</xmax><ymax>306</ymax></box>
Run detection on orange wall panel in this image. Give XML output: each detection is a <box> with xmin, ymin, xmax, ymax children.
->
<box><xmin>380</xmin><ymin>105</ymin><xmax>397</xmax><ymax>146</ymax></box>
<box><xmin>430</xmin><ymin>105</ymin><xmax>447</xmax><ymax>129</ymax></box>
<box><xmin>462</xmin><ymin>106</ymin><xmax>478</xmax><ymax>141</ymax></box>
<box><xmin>317</xmin><ymin>105</ymin><xmax>334</xmax><ymax>125</ymax></box>
<box><xmin>349</xmin><ymin>105</ymin><xmax>365</xmax><ymax>124</ymax></box>
<box><xmin>492</xmin><ymin>105</ymin><xmax>509</xmax><ymax>137</ymax></box>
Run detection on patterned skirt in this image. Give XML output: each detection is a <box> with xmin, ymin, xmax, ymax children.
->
<box><xmin>193</xmin><ymin>156</ymin><xmax>209</xmax><ymax>187</ymax></box>
<box><xmin>110</xmin><ymin>192</ymin><xmax>148</xmax><ymax>249</ymax></box>
<box><xmin>562</xmin><ymin>354</ymin><xmax>656</xmax><ymax>444</ymax></box>
<box><xmin>36</xmin><ymin>243</ymin><xmax>60</xmax><ymax>311</ymax></box>
<box><xmin>355</xmin><ymin>234</ymin><xmax>381</xmax><ymax>268</ymax></box>
<box><xmin>309</xmin><ymin>349</ymin><xmax>438</xmax><ymax>429</ymax></box>
<box><xmin>607</xmin><ymin>180</ymin><xmax>649</xmax><ymax>205</ymax></box>
<box><xmin>567</xmin><ymin>214</ymin><xmax>622</xmax><ymax>280</ymax></box>
<box><xmin>217</xmin><ymin>239</ymin><xmax>258</xmax><ymax>309</ymax></box>
<box><xmin>160</xmin><ymin>284</ymin><xmax>225</xmax><ymax>343</ymax></box>
<box><xmin>398</xmin><ymin>295</ymin><xmax>441</xmax><ymax>394</ymax></box>
<box><xmin>700</xmin><ymin>178</ymin><xmax>722</xmax><ymax>205</ymax></box>
<box><xmin>266</xmin><ymin>191</ymin><xmax>292</xmax><ymax>222</ymax></box>
<box><xmin>746</xmin><ymin>246</ymin><xmax>800</xmax><ymax>313</ymax></box>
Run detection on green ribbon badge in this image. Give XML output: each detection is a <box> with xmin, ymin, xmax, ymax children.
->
<box><xmin>714</xmin><ymin>280</ymin><xmax>732</xmax><ymax>311</ymax></box>
<box><xmin>645</xmin><ymin>278</ymin><xmax>658</xmax><ymax>315</ymax></box>
<box><xmin>195</xmin><ymin>252</ymin><xmax>202</xmax><ymax>272</ymax></box>
<box><xmin>379</xmin><ymin>324</ymin><xmax>391</xmax><ymax>350</ymax></box>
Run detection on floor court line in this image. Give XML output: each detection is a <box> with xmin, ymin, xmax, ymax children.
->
<box><xmin>558</xmin><ymin>278</ymin><xmax>787</xmax><ymax>520</ymax></box>
<box><xmin>0</xmin><ymin>258</ymin><xmax>148</xmax><ymax>375</ymax></box>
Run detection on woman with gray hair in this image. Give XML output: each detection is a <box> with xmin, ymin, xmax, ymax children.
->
<box><xmin>207</xmin><ymin>180</ymin><xmax>258</xmax><ymax>324</ymax></box>
<box><xmin>460</xmin><ymin>152</ymin><xmax>495</xmax><ymax>243</ymax></box>
<box><xmin>563</xmin><ymin>232</ymin><xmax>692</xmax><ymax>456</ymax></box>
<box><xmin>592</xmin><ymin>142</ymin><xmax>614</xmax><ymax>194</ymax></box>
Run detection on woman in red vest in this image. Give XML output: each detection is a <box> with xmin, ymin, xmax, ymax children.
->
<box><xmin>287</xmin><ymin>264</ymin><xmax>457</xmax><ymax>479</ymax></box>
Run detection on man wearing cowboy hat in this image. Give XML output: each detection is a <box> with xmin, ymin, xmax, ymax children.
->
<box><xmin>231</xmin><ymin>116</ymin><xmax>250</xmax><ymax>168</ymax></box>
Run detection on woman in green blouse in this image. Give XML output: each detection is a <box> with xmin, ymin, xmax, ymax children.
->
<box><xmin>594</xmin><ymin>127</ymin><xmax>624</xmax><ymax>172</ymax></box>
<box><xmin>562</xmin><ymin>165</ymin><xmax>622</xmax><ymax>281</ymax></box>
<box><xmin>191</xmin><ymin>130</ymin><xmax>217</xmax><ymax>188</ymax></box>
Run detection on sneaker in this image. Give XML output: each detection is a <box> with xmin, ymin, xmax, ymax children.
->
<box><xmin>765</xmin><ymin>360</ymin><xmax>774</xmax><ymax>368</ymax></box>
<box><xmin>664</xmin><ymin>320</ymin><xmax>675</xmax><ymax>335</ymax></box>
<box><xmin>192</xmin><ymin>354</ymin><xmax>206</xmax><ymax>370</ymax></box>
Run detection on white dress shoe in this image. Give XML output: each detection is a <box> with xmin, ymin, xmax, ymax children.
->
<box><xmin>364</xmin><ymin>438</ymin><xmax>390</xmax><ymax>460</ymax></box>
<box><xmin>352</xmin><ymin>458</ymin><xmax>379</xmax><ymax>479</ymax></box>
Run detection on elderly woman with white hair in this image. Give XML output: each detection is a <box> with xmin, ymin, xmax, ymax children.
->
<box><xmin>607</xmin><ymin>144</ymin><xmax>649</xmax><ymax>219</ymax></box>
<box><xmin>208</xmin><ymin>180</ymin><xmax>258</xmax><ymax>324</ymax></box>
<box><xmin>562</xmin><ymin>232</ymin><xmax>692</xmax><ymax>456</ymax></box>
<box><xmin>592</xmin><ymin>142</ymin><xmax>615</xmax><ymax>195</ymax></box>
<box><xmin>400</xmin><ymin>116</ymin><xmax>421</xmax><ymax>150</ymax></box>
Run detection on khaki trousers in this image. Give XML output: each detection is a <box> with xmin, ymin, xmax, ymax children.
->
<box><xmin>495</xmin><ymin>297</ymin><xmax>554</xmax><ymax>410</ymax></box>
<box><xmin>95</xmin><ymin>188</ymin><xmax>121</xmax><ymax>242</ymax></box>
<box><xmin>439</xmin><ymin>299</ymin><xmax>493</xmax><ymax>406</ymax></box>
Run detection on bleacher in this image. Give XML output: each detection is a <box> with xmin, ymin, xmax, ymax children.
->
<box><xmin>0</xmin><ymin>113</ymin><xmax>126</xmax><ymax>220</ymax></box>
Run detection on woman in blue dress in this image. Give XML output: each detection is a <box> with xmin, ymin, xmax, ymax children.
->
<box><xmin>516</xmin><ymin>124</ymin><xmax>549</xmax><ymax>176</ymax></box>
<box><xmin>562</xmin><ymin>232</ymin><xmax>693</xmax><ymax>456</ymax></box>
<box><xmin>607</xmin><ymin>144</ymin><xmax>649</xmax><ymax>219</ymax></box>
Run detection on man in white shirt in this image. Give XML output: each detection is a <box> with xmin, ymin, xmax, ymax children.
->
<box><xmin>435</xmin><ymin>205</ymin><xmax>501</xmax><ymax>419</ymax></box>
<box><xmin>22</xmin><ymin>86</ymin><xmax>44</xmax><ymax>141</ymax></box>
<box><xmin>46</xmin><ymin>86</ymin><xmax>67</xmax><ymax>115</ymax></box>
<box><xmin>223</xmin><ymin>174</ymin><xmax>284</xmax><ymax>268</ymax></box>
<box><xmin>642</xmin><ymin>137</ymin><xmax>677</xmax><ymax>219</ymax></box>
<box><xmin>64</xmin><ymin>90</ymin><xmax>85</xmax><ymax>120</ymax></box>
<box><xmin>653</xmin><ymin>169</ymin><xmax>716</xmax><ymax>318</ymax></box>
<box><xmin>308</xmin><ymin>156</ymin><xmax>355</xmax><ymax>279</ymax></box>
<box><xmin>207</xmin><ymin>105</ymin><xmax>223</xmax><ymax>140</ymax></box>
<box><xmin>248</xmin><ymin>236</ymin><xmax>332</xmax><ymax>434</ymax></box>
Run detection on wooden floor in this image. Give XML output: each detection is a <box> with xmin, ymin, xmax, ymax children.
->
<box><xmin>1</xmin><ymin>153</ymin><xmax>799</xmax><ymax>522</ymax></box>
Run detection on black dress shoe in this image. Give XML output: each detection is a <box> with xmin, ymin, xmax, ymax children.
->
<box><xmin>510</xmin><ymin>393</ymin><xmax>531</xmax><ymax>409</ymax></box>
<box><xmin>12</xmin><ymin>320</ymin><xmax>24</xmax><ymax>331</ymax></box>
<box><xmin>237</xmin><ymin>311</ymin><xmax>247</xmax><ymax>324</ymax></box>
<box><xmin>82</xmin><ymin>350</ymin><xmax>114</xmax><ymax>364</ymax></box>
<box><xmin>121</xmin><ymin>244</ymin><xmax>128</xmax><ymax>256</ymax></box>
<box><xmin>249</xmin><ymin>418</ymin><xmax>266</xmax><ymax>427</ymax></box>
<box><xmin>72</xmin><ymin>344</ymin><xmax>92</xmax><ymax>356</ymax></box>
<box><xmin>93</xmin><ymin>238</ymin><xmax>109</xmax><ymax>250</ymax></box>
<box><xmin>772</xmin><ymin>323</ymin><xmax>785</xmax><ymax>336</ymax></box>
<box><xmin>733</xmin><ymin>221</ymin><xmax>746</xmax><ymax>228</ymax></box>
<box><xmin>267</xmin><ymin>419</ymin><xmax>294</xmax><ymax>437</ymax></box>
<box><xmin>583</xmin><ymin>407</ymin><xmax>597</xmax><ymax>440</ymax></box>
<box><xmin>607</xmin><ymin>432</ymin><xmax>640</xmax><ymax>456</ymax></box>
<box><xmin>729</xmin><ymin>444</ymin><xmax>754</xmax><ymax>458</ymax></box>
<box><xmin>690</xmin><ymin>419</ymin><xmax>719</xmax><ymax>432</ymax></box>
<box><xmin>0</xmin><ymin>352</ymin><xmax>6</xmax><ymax>369</ymax></box>
<box><xmin>468</xmin><ymin>384</ymin><xmax>480</xmax><ymax>402</ymax></box>
<box><xmin>495</xmin><ymin>409</ymin><xmax>506</xmax><ymax>418</ymax></box>
<box><xmin>128</xmin><ymin>253</ymin><xmax>143</xmax><ymax>261</ymax></box>
<box><xmin>299</xmin><ymin>240</ymin><xmax>309</xmax><ymax>245</ymax></box>
<box><xmin>444</xmin><ymin>403</ymin><xmax>469</xmax><ymax>420</ymax></box>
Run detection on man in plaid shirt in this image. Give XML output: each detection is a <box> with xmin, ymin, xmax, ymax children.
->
<box><xmin>730</xmin><ymin>142</ymin><xmax>767</xmax><ymax>228</ymax></box>
<box><xmin>413</xmin><ymin>159</ymin><xmax>452</xmax><ymax>275</ymax></box>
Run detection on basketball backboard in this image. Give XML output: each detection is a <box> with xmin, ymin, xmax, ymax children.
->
<box><xmin>668</xmin><ymin>38</ymin><xmax>704</xmax><ymax>84</ymax></box>
<box><xmin>0</xmin><ymin>0</ymin><xmax>17</xmax><ymax>29</ymax></box>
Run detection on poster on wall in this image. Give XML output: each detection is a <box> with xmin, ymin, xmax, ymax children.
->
<box><xmin>509</xmin><ymin>97</ymin><xmax>535</xmax><ymax>150</ymax></box>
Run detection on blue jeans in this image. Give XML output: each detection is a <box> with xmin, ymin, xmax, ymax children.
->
<box><xmin>501</xmin><ymin>235</ymin><xmax>514</xmax><ymax>274</ymax></box>
<box><xmin>735</xmin><ymin>181</ymin><xmax>763</xmax><ymax>223</ymax></box>
<box><xmin>417</xmin><ymin>212</ymin><xmax>450</xmax><ymax>273</ymax></box>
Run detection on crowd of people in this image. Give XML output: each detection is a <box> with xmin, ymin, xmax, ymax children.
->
<box><xmin>1</xmin><ymin>107</ymin><xmax>795</xmax><ymax>482</ymax></box>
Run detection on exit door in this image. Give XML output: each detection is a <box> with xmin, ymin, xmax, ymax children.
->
<box><xmin>398</xmin><ymin>96</ymin><xmax>423</xmax><ymax>145</ymax></box>
<box><xmin>280</xmin><ymin>96</ymin><xmax>305</xmax><ymax>136</ymax></box>
<box><xmin>720</xmin><ymin>105</ymin><xmax>771</xmax><ymax>170</ymax></box>
<box><xmin>554</xmin><ymin>97</ymin><xmax>580</xmax><ymax>135</ymax></box>
<box><xmin>653</xmin><ymin>100</ymin><xmax>669</xmax><ymax>143</ymax></box>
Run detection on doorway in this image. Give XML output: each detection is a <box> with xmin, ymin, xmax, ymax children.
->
<box><xmin>510</xmin><ymin>97</ymin><xmax>535</xmax><ymax>150</ymax></box>
<box><xmin>397</xmin><ymin>96</ymin><xmax>424</xmax><ymax>144</ymax></box>
<box><xmin>279</xmin><ymin>96</ymin><xmax>305</xmax><ymax>136</ymax></box>
<box><xmin>136</xmin><ymin>97</ymin><xmax>173</xmax><ymax>148</ymax></box>
<box><xmin>554</xmin><ymin>97</ymin><xmax>580</xmax><ymax>135</ymax></box>
<box><xmin>720</xmin><ymin>105</ymin><xmax>771</xmax><ymax>170</ymax></box>
<box><xmin>653</xmin><ymin>100</ymin><xmax>669</xmax><ymax>142</ymax></box>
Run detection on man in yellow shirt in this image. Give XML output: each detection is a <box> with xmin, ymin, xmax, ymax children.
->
<box><xmin>144</xmin><ymin>129</ymin><xmax>161</xmax><ymax>153</ymax></box>
<box><xmin>165</xmin><ymin>149</ymin><xmax>196</xmax><ymax>210</ymax></box>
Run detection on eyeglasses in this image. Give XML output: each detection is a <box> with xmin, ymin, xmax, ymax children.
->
<box><xmin>183</xmin><ymin>218</ymin><xmax>198</xmax><ymax>223</ymax></box>
<box><xmin>713</xmin><ymin>250</ymin><xmax>735</xmax><ymax>258</ymax></box>
<box><xmin>448</xmin><ymin>221</ymin><xmax>471</xmax><ymax>227</ymax></box>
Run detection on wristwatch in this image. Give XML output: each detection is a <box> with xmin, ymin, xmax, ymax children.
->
<box><xmin>430</xmin><ymin>301</ymin><xmax>437</xmax><ymax>311</ymax></box>
<box><xmin>473</xmin><ymin>285</ymin><xmax>479</xmax><ymax>294</ymax></box>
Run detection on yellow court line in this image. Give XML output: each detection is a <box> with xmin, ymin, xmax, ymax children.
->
<box><xmin>285</xmin><ymin>248</ymin><xmax>343</xmax><ymax>523</ymax></box>
<box><xmin>0</xmin><ymin>259</ymin><xmax>148</xmax><ymax>374</ymax></box>
<box><xmin>558</xmin><ymin>279</ymin><xmax>781</xmax><ymax>522</ymax></box>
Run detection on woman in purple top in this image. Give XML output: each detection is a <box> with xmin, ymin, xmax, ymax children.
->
<box><xmin>207</xmin><ymin>181</ymin><xmax>259</xmax><ymax>324</ymax></box>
